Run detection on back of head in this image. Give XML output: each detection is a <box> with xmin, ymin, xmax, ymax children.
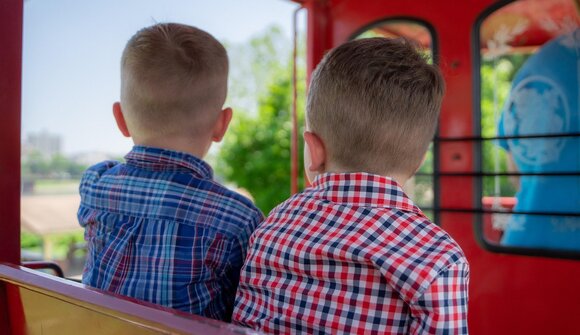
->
<box><xmin>307</xmin><ymin>37</ymin><xmax>445</xmax><ymax>177</ymax></box>
<box><xmin>121</xmin><ymin>23</ymin><xmax>228</xmax><ymax>140</ymax></box>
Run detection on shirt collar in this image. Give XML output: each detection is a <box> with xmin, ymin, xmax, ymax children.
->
<box><xmin>311</xmin><ymin>172</ymin><xmax>420</xmax><ymax>213</ymax></box>
<box><xmin>125</xmin><ymin>145</ymin><xmax>213</xmax><ymax>179</ymax></box>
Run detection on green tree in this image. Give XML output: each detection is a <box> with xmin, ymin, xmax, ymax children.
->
<box><xmin>217</xmin><ymin>69</ymin><xmax>305</xmax><ymax>214</ymax></box>
<box><xmin>22</xmin><ymin>152</ymin><xmax>87</xmax><ymax>179</ymax></box>
<box><xmin>24</xmin><ymin>150</ymin><xmax>51</xmax><ymax>176</ymax></box>
<box><xmin>226</xmin><ymin>25</ymin><xmax>291</xmax><ymax>114</ymax></box>
<box><xmin>216</xmin><ymin>27</ymin><xmax>305</xmax><ymax>214</ymax></box>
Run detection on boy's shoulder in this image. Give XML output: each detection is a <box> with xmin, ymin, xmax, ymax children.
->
<box><xmin>80</xmin><ymin>160</ymin><xmax>122</xmax><ymax>188</ymax></box>
<box><xmin>263</xmin><ymin>189</ymin><xmax>467</xmax><ymax>303</ymax></box>
<box><xmin>209</xmin><ymin>183</ymin><xmax>263</xmax><ymax>221</ymax></box>
<box><xmin>80</xmin><ymin>158</ymin><xmax>262</xmax><ymax>232</ymax></box>
<box><xmin>342</xmin><ymin>204</ymin><xmax>467</xmax><ymax>304</ymax></box>
<box><xmin>88</xmin><ymin>159</ymin><xmax>121</xmax><ymax>173</ymax></box>
<box><xmin>372</xmin><ymin>211</ymin><xmax>468</xmax><ymax>303</ymax></box>
<box><xmin>273</xmin><ymin>190</ymin><xmax>465</xmax><ymax>262</ymax></box>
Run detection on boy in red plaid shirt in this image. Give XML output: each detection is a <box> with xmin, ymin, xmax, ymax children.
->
<box><xmin>233</xmin><ymin>38</ymin><xmax>469</xmax><ymax>334</ymax></box>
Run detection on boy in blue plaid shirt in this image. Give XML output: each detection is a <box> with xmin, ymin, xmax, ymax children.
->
<box><xmin>78</xmin><ymin>23</ymin><xmax>262</xmax><ymax>321</ymax></box>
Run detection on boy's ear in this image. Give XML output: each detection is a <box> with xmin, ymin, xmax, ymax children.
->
<box><xmin>303</xmin><ymin>131</ymin><xmax>326</xmax><ymax>173</ymax></box>
<box><xmin>112</xmin><ymin>102</ymin><xmax>131</xmax><ymax>138</ymax></box>
<box><xmin>211</xmin><ymin>107</ymin><xmax>233</xmax><ymax>142</ymax></box>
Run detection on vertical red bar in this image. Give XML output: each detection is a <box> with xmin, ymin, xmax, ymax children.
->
<box><xmin>300</xmin><ymin>0</ymin><xmax>332</xmax><ymax>188</ymax></box>
<box><xmin>0</xmin><ymin>0</ymin><xmax>23</xmax><ymax>265</ymax></box>
<box><xmin>304</xmin><ymin>0</ymin><xmax>332</xmax><ymax>84</ymax></box>
<box><xmin>0</xmin><ymin>1</ymin><xmax>24</xmax><ymax>328</ymax></box>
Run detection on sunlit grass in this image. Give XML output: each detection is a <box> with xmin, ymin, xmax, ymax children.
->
<box><xmin>32</xmin><ymin>179</ymin><xmax>80</xmax><ymax>195</ymax></box>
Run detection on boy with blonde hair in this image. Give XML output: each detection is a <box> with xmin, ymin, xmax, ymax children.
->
<box><xmin>233</xmin><ymin>38</ymin><xmax>469</xmax><ymax>334</ymax></box>
<box><xmin>78</xmin><ymin>23</ymin><xmax>262</xmax><ymax>321</ymax></box>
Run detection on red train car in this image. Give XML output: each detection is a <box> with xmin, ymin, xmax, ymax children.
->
<box><xmin>292</xmin><ymin>0</ymin><xmax>579</xmax><ymax>334</ymax></box>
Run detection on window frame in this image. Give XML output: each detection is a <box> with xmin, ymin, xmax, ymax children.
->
<box><xmin>472</xmin><ymin>0</ymin><xmax>580</xmax><ymax>260</ymax></box>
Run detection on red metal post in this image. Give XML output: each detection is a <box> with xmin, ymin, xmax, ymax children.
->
<box><xmin>303</xmin><ymin>0</ymin><xmax>332</xmax><ymax>83</ymax></box>
<box><xmin>0</xmin><ymin>0</ymin><xmax>23</xmax><ymax>331</ymax></box>
<box><xmin>0</xmin><ymin>0</ymin><xmax>23</xmax><ymax>266</ymax></box>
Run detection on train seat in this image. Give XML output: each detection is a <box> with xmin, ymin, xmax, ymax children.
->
<box><xmin>0</xmin><ymin>263</ymin><xmax>252</xmax><ymax>335</ymax></box>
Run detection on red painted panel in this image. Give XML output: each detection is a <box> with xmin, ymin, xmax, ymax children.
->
<box><xmin>0</xmin><ymin>0</ymin><xmax>22</xmax><ymax>265</ymax></box>
<box><xmin>304</xmin><ymin>0</ymin><xmax>332</xmax><ymax>84</ymax></box>
<box><xmin>5</xmin><ymin>284</ymin><xmax>25</xmax><ymax>335</ymax></box>
<box><xmin>0</xmin><ymin>282</ymin><xmax>13</xmax><ymax>334</ymax></box>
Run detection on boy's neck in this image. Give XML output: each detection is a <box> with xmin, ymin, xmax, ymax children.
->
<box><xmin>329</xmin><ymin>161</ymin><xmax>410</xmax><ymax>185</ymax></box>
<box><xmin>386</xmin><ymin>173</ymin><xmax>408</xmax><ymax>186</ymax></box>
<box><xmin>133</xmin><ymin>136</ymin><xmax>211</xmax><ymax>159</ymax></box>
<box><xmin>312</xmin><ymin>167</ymin><xmax>409</xmax><ymax>186</ymax></box>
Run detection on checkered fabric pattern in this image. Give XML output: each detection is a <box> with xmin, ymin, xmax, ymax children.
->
<box><xmin>78</xmin><ymin>145</ymin><xmax>262</xmax><ymax>321</ymax></box>
<box><xmin>233</xmin><ymin>172</ymin><xmax>469</xmax><ymax>334</ymax></box>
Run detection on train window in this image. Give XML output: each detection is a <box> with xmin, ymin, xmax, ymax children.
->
<box><xmin>353</xmin><ymin>20</ymin><xmax>437</xmax><ymax>221</ymax></box>
<box><xmin>476</xmin><ymin>0</ymin><xmax>580</xmax><ymax>257</ymax></box>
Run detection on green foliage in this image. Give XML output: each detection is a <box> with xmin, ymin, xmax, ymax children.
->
<box><xmin>217</xmin><ymin>27</ymin><xmax>305</xmax><ymax>214</ymax></box>
<box><xmin>480</xmin><ymin>54</ymin><xmax>529</xmax><ymax>197</ymax></box>
<box><xmin>218</xmin><ymin>70</ymin><xmax>305</xmax><ymax>214</ymax></box>
<box><xmin>226</xmin><ymin>25</ymin><xmax>291</xmax><ymax>114</ymax></box>
<box><xmin>21</xmin><ymin>231</ymin><xmax>85</xmax><ymax>260</ymax></box>
<box><xmin>412</xmin><ymin>146</ymin><xmax>434</xmax><ymax>209</ymax></box>
<box><xmin>51</xmin><ymin>231</ymin><xmax>85</xmax><ymax>258</ymax></box>
<box><xmin>22</xmin><ymin>151</ymin><xmax>87</xmax><ymax>179</ymax></box>
<box><xmin>21</xmin><ymin>231</ymin><xmax>43</xmax><ymax>249</ymax></box>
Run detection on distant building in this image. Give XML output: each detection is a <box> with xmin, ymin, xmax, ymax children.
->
<box><xmin>24</xmin><ymin>131</ymin><xmax>62</xmax><ymax>158</ymax></box>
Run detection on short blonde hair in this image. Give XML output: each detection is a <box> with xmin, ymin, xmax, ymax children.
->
<box><xmin>121</xmin><ymin>23</ymin><xmax>228</xmax><ymax>138</ymax></box>
<box><xmin>307</xmin><ymin>37</ymin><xmax>445</xmax><ymax>176</ymax></box>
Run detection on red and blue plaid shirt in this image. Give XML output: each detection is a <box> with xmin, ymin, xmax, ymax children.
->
<box><xmin>233</xmin><ymin>172</ymin><xmax>469</xmax><ymax>334</ymax></box>
<box><xmin>78</xmin><ymin>146</ymin><xmax>262</xmax><ymax>320</ymax></box>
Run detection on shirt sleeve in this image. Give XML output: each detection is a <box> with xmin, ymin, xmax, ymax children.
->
<box><xmin>78</xmin><ymin>160</ymin><xmax>120</xmax><ymax>195</ymax></box>
<box><xmin>408</xmin><ymin>262</ymin><xmax>470</xmax><ymax>335</ymax></box>
<box><xmin>77</xmin><ymin>160</ymin><xmax>120</xmax><ymax>227</ymax></box>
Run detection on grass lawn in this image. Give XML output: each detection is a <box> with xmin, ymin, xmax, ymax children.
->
<box><xmin>33</xmin><ymin>179</ymin><xmax>80</xmax><ymax>195</ymax></box>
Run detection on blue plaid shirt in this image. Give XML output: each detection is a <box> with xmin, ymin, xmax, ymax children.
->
<box><xmin>78</xmin><ymin>145</ymin><xmax>262</xmax><ymax>320</ymax></box>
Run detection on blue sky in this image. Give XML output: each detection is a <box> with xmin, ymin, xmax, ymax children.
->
<box><xmin>22</xmin><ymin>0</ymin><xmax>298</xmax><ymax>155</ymax></box>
